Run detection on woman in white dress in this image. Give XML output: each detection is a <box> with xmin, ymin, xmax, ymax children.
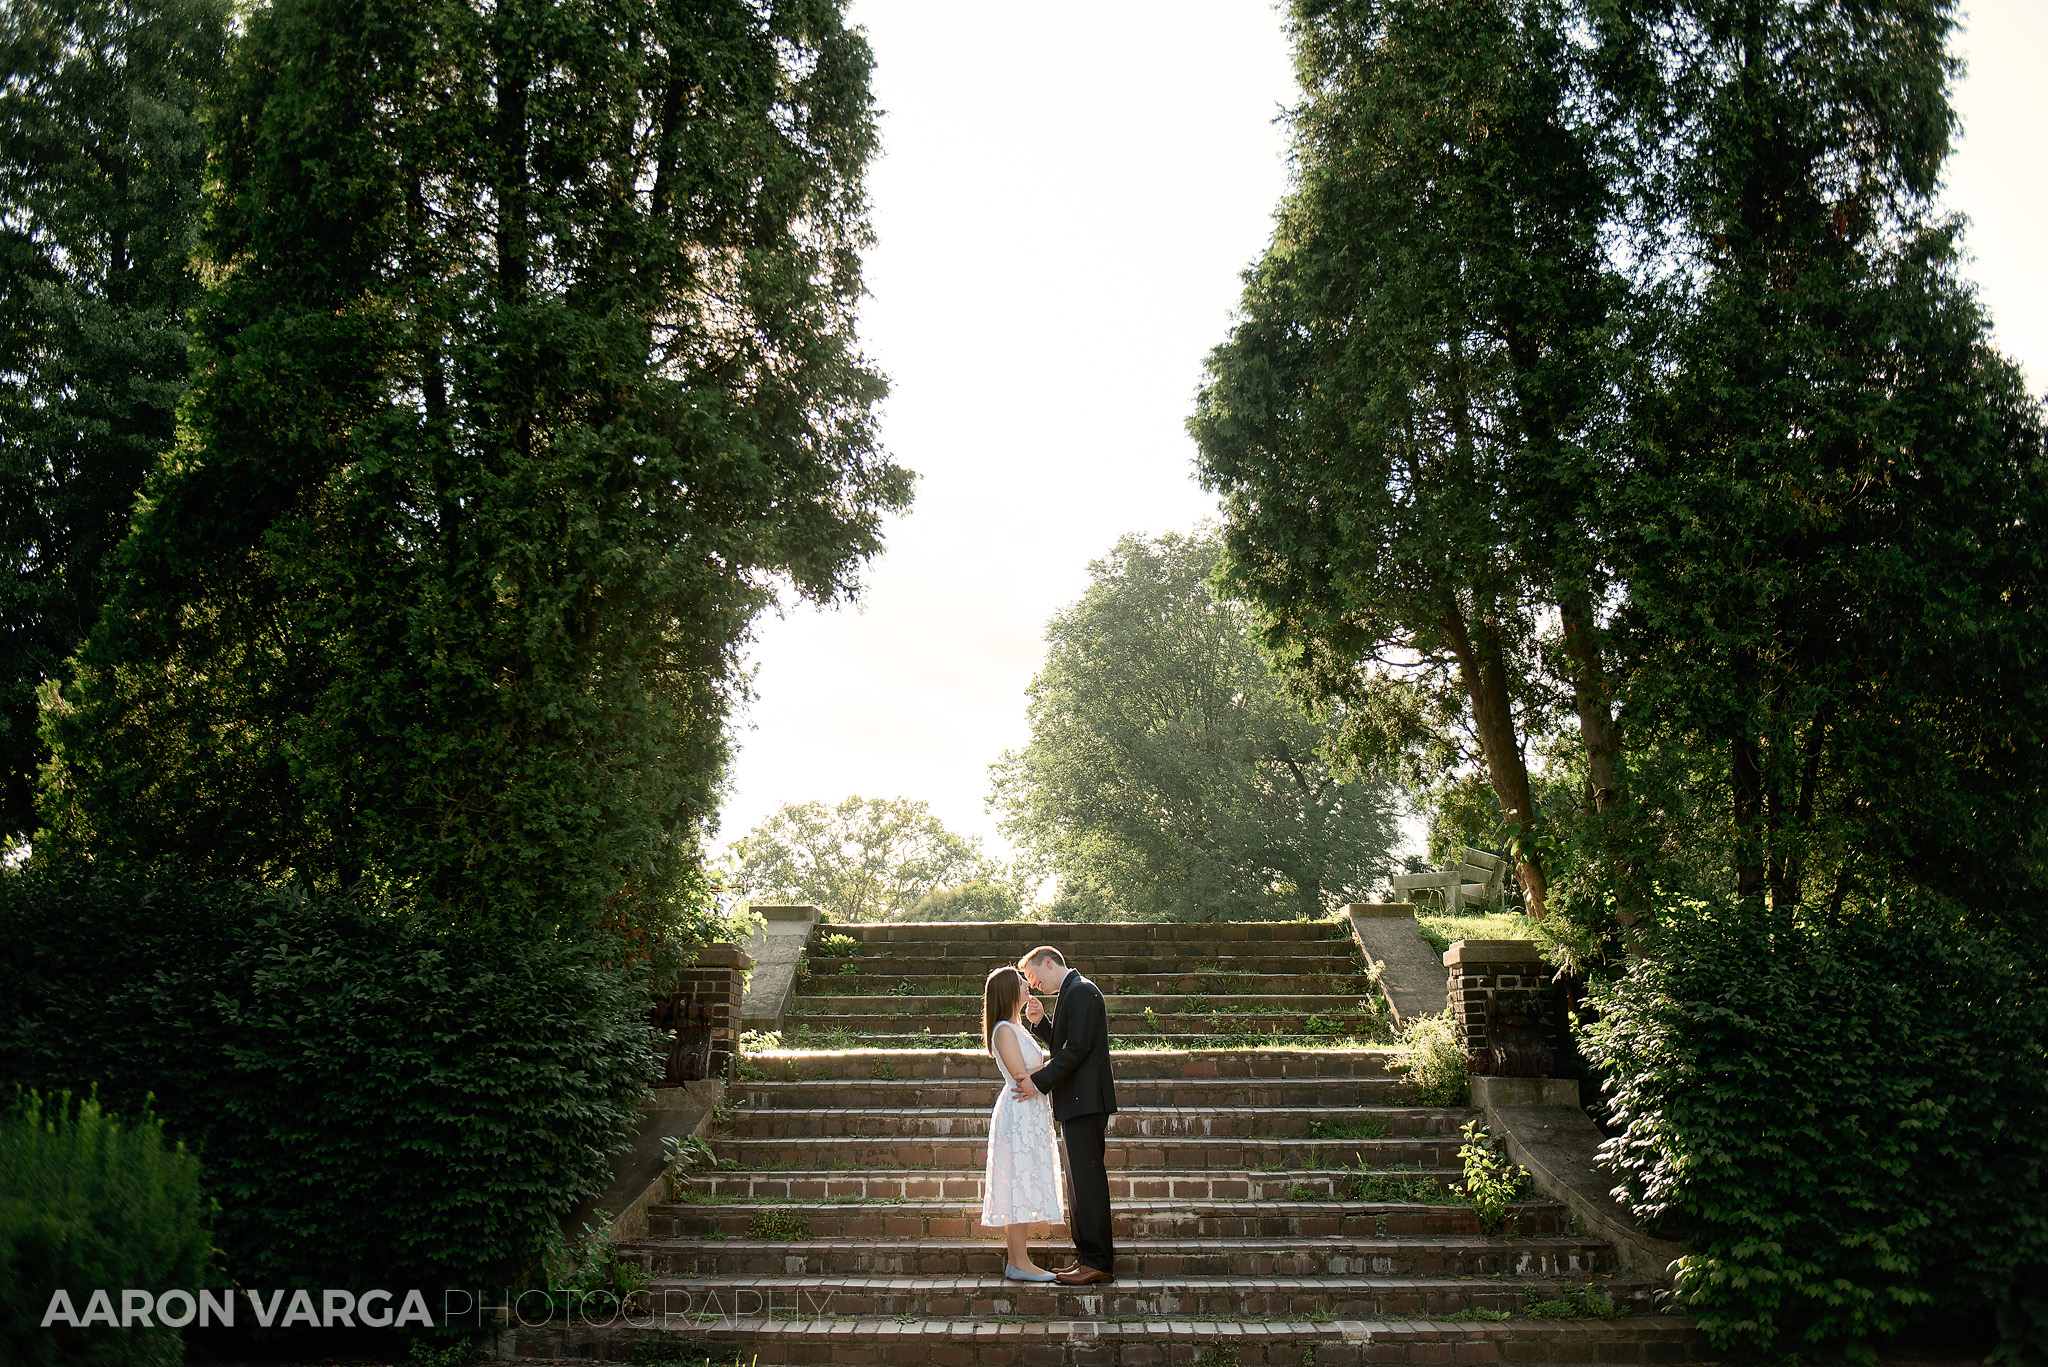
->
<box><xmin>979</xmin><ymin>965</ymin><xmax>1064</xmax><ymax>1282</ymax></box>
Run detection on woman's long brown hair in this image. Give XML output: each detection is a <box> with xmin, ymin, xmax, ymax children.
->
<box><xmin>982</xmin><ymin>965</ymin><xmax>1024</xmax><ymax>1055</ymax></box>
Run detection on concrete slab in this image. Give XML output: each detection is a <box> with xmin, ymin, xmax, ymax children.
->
<box><xmin>741</xmin><ymin>904</ymin><xmax>820</xmax><ymax>1031</ymax></box>
<box><xmin>1469</xmin><ymin>1075</ymin><xmax>1684</xmax><ymax>1281</ymax></box>
<box><xmin>1345</xmin><ymin>905</ymin><xmax>1448</xmax><ymax>1028</ymax></box>
<box><xmin>566</xmin><ymin>1078</ymin><xmax>724</xmax><ymax>1244</ymax></box>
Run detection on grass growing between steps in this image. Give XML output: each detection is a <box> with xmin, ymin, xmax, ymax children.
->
<box><xmin>1413</xmin><ymin>910</ymin><xmax>1536</xmax><ymax>955</ymax></box>
<box><xmin>1303</xmin><ymin>1114</ymin><xmax>1393</xmax><ymax>1140</ymax></box>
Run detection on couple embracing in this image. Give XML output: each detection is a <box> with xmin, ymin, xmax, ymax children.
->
<box><xmin>977</xmin><ymin>946</ymin><xmax>1117</xmax><ymax>1285</ymax></box>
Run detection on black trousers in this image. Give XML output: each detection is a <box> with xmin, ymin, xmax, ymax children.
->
<box><xmin>1058</xmin><ymin>1111</ymin><xmax>1114</xmax><ymax>1273</ymax></box>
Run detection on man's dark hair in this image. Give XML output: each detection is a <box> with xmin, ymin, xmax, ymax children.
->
<box><xmin>1018</xmin><ymin>946</ymin><xmax>1065</xmax><ymax>971</ymax></box>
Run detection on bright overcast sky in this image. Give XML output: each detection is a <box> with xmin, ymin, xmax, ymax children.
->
<box><xmin>713</xmin><ymin>0</ymin><xmax>2048</xmax><ymax>867</ymax></box>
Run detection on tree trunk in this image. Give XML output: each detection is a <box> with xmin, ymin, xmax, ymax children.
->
<box><xmin>1558</xmin><ymin>593</ymin><xmax>1622</xmax><ymax>813</ymax></box>
<box><xmin>1440</xmin><ymin>594</ymin><xmax>1547</xmax><ymax>917</ymax></box>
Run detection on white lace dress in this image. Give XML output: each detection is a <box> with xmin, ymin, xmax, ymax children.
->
<box><xmin>980</xmin><ymin>1019</ymin><xmax>1066</xmax><ymax>1228</ymax></box>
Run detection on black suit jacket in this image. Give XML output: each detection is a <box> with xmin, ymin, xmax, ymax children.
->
<box><xmin>1028</xmin><ymin>969</ymin><xmax>1118</xmax><ymax>1121</ymax></box>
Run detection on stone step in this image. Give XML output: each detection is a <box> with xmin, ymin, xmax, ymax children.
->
<box><xmin>712</xmin><ymin>1133</ymin><xmax>1459</xmax><ymax>1172</ymax></box>
<box><xmin>723</xmin><ymin>1104</ymin><xmax>1472</xmax><ymax>1141</ymax></box>
<box><xmin>631</xmin><ymin>1270</ymin><xmax>1662</xmax><ymax>1321</ymax></box>
<box><xmin>746</xmin><ymin>1047</ymin><xmax>1403</xmax><ymax>1080</ymax></box>
<box><xmin>734</xmin><ymin>1076</ymin><xmax>1415</xmax><ymax>1108</ymax></box>
<box><xmin>631</xmin><ymin>1234</ymin><xmax>1617</xmax><ymax>1279</ymax></box>
<box><xmin>788</xmin><ymin>993</ymin><xmax>1380</xmax><ymax>1014</ymax></box>
<box><xmin>644</xmin><ymin>1197</ymin><xmax>1575</xmax><ymax>1241</ymax></box>
<box><xmin>782</xmin><ymin>1011</ymin><xmax>1383</xmax><ymax>1037</ymax></box>
<box><xmin>826</xmin><ymin>954</ymin><xmax>1365</xmax><ymax>977</ymax></box>
<box><xmin>503</xmin><ymin>1314</ymin><xmax>1712</xmax><ymax>1366</ymax></box>
<box><xmin>827</xmin><ymin>921</ymin><xmax>1356</xmax><ymax>946</ymax></box>
<box><xmin>681</xmin><ymin>1166</ymin><xmax>1464</xmax><ymax>1203</ymax></box>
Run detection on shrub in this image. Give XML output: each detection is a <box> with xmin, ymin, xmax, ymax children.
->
<box><xmin>1583</xmin><ymin>894</ymin><xmax>2048</xmax><ymax>1360</ymax></box>
<box><xmin>0</xmin><ymin>869</ymin><xmax>660</xmax><ymax>1292</ymax></box>
<box><xmin>812</xmin><ymin>934</ymin><xmax>860</xmax><ymax>958</ymax></box>
<box><xmin>538</xmin><ymin>1211</ymin><xmax>649</xmax><ymax>1320</ymax></box>
<box><xmin>1392</xmin><ymin>1010</ymin><xmax>1467</xmax><ymax>1106</ymax></box>
<box><xmin>1457</xmin><ymin>1120</ymin><xmax>1526</xmax><ymax>1236</ymax></box>
<box><xmin>1</xmin><ymin>1091</ymin><xmax>215</xmax><ymax>1367</ymax></box>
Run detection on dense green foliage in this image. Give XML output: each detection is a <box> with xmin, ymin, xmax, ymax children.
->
<box><xmin>993</xmin><ymin>532</ymin><xmax>1400</xmax><ymax>920</ymax></box>
<box><xmin>1194</xmin><ymin>0</ymin><xmax>2048</xmax><ymax>930</ymax></box>
<box><xmin>32</xmin><ymin>0</ymin><xmax>909</xmax><ymax>935</ymax></box>
<box><xmin>2</xmin><ymin>1090</ymin><xmax>214</xmax><ymax>1367</ymax></box>
<box><xmin>733</xmin><ymin>796</ymin><xmax>993</xmax><ymax>923</ymax></box>
<box><xmin>1189</xmin><ymin>0</ymin><xmax>1623</xmax><ymax>916</ymax></box>
<box><xmin>1583</xmin><ymin>896</ymin><xmax>2048</xmax><ymax>1357</ymax></box>
<box><xmin>0</xmin><ymin>0</ymin><xmax>228</xmax><ymax>847</ymax></box>
<box><xmin>1196</xmin><ymin>0</ymin><xmax>2047</xmax><ymax>1353</ymax></box>
<box><xmin>1587</xmin><ymin>0</ymin><xmax>2048</xmax><ymax>924</ymax></box>
<box><xmin>0</xmin><ymin>869</ymin><xmax>659</xmax><ymax>1290</ymax></box>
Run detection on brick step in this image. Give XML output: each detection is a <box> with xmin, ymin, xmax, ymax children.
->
<box><xmin>712</xmin><ymin>1134</ymin><xmax>1459</xmax><ymax>1172</ymax></box>
<box><xmin>734</xmin><ymin>1076</ymin><xmax>1415</xmax><ymax>1108</ymax></box>
<box><xmin>502</xmin><ymin>1314</ymin><xmax>1711</xmax><ymax>1366</ymax></box>
<box><xmin>681</xmin><ymin>1166</ymin><xmax>1463</xmax><ymax>1203</ymax></box>
<box><xmin>783</xmin><ymin>1012</ymin><xmax>1384</xmax><ymax>1036</ymax></box>
<box><xmin>644</xmin><ymin>1197</ymin><xmax>1574</xmax><ymax>1241</ymax></box>
<box><xmin>826</xmin><ymin>954</ymin><xmax>1365</xmax><ymax>976</ymax></box>
<box><xmin>631</xmin><ymin>1234</ymin><xmax>1617</xmax><ymax>1279</ymax></box>
<box><xmin>789</xmin><ymin>1034</ymin><xmax>1399</xmax><ymax>1054</ymax></box>
<box><xmin>747</xmin><ymin>1047</ymin><xmax>1403</xmax><ymax>1080</ymax></box>
<box><xmin>788</xmin><ymin>993</ymin><xmax>1379</xmax><ymax>1014</ymax></box>
<box><xmin>802</xmin><ymin>972</ymin><xmax>1374</xmax><ymax>996</ymax></box>
<box><xmin>724</xmin><ymin>1105</ymin><xmax>1473</xmax><ymax>1141</ymax></box>
<box><xmin>631</xmin><ymin>1271</ymin><xmax>1661</xmax><ymax>1321</ymax></box>
<box><xmin>830</xmin><ymin>921</ymin><xmax>1356</xmax><ymax>946</ymax></box>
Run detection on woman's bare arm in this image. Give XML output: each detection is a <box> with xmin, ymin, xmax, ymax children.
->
<box><xmin>991</xmin><ymin>1022</ymin><xmax>1029</xmax><ymax>1080</ymax></box>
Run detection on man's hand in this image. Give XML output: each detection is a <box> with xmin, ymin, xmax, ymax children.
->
<box><xmin>1023</xmin><ymin>996</ymin><xmax>1044</xmax><ymax>1026</ymax></box>
<box><xmin>1012</xmin><ymin>1073</ymin><xmax>1041</xmax><ymax>1101</ymax></box>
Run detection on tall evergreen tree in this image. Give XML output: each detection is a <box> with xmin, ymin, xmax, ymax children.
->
<box><xmin>1190</xmin><ymin>0</ymin><xmax>1623</xmax><ymax>915</ymax></box>
<box><xmin>0</xmin><ymin>0</ymin><xmax>228</xmax><ymax>846</ymax></box>
<box><xmin>38</xmin><ymin>0</ymin><xmax>911</xmax><ymax>932</ymax></box>
<box><xmin>1596</xmin><ymin>0</ymin><xmax>2048</xmax><ymax>920</ymax></box>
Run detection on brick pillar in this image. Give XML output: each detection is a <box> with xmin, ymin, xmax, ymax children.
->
<box><xmin>651</xmin><ymin>942</ymin><xmax>753</xmax><ymax>1084</ymax></box>
<box><xmin>1443</xmin><ymin>939</ymin><xmax>1563</xmax><ymax>1078</ymax></box>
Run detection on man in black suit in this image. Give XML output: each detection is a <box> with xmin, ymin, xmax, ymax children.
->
<box><xmin>1014</xmin><ymin>945</ymin><xmax>1117</xmax><ymax>1284</ymax></box>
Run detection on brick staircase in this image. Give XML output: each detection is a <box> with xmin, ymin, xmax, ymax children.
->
<box><xmin>514</xmin><ymin>920</ymin><xmax>1707</xmax><ymax>1364</ymax></box>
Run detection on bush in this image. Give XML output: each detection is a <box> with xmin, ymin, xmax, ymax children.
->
<box><xmin>1583</xmin><ymin>894</ymin><xmax>2048</xmax><ymax>1360</ymax></box>
<box><xmin>1392</xmin><ymin>1010</ymin><xmax>1468</xmax><ymax>1106</ymax></box>
<box><xmin>1</xmin><ymin>1091</ymin><xmax>215</xmax><ymax>1367</ymax></box>
<box><xmin>0</xmin><ymin>869</ymin><xmax>660</xmax><ymax>1292</ymax></box>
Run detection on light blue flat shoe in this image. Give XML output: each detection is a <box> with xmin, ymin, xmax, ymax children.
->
<box><xmin>1004</xmin><ymin>1264</ymin><xmax>1058</xmax><ymax>1282</ymax></box>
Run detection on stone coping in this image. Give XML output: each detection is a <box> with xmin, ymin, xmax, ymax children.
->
<box><xmin>751</xmin><ymin>904</ymin><xmax>822</xmax><ymax>922</ymax></box>
<box><xmin>1442</xmin><ymin>938</ymin><xmax>1543</xmax><ymax>968</ymax></box>
<box><xmin>692</xmin><ymin>942</ymin><xmax>756</xmax><ymax>970</ymax></box>
<box><xmin>1346</xmin><ymin>902</ymin><xmax>1419</xmax><ymax>918</ymax></box>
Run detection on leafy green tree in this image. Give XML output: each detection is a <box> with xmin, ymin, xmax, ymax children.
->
<box><xmin>733</xmin><ymin>796</ymin><xmax>990</xmax><ymax>924</ymax></box>
<box><xmin>36</xmin><ymin>0</ymin><xmax>911</xmax><ymax>934</ymax></box>
<box><xmin>0</xmin><ymin>0</ymin><xmax>228</xmax><ymax>847</ymax></box>
<box><xmin>1188</xmin><ymin>0</ymin><xmax>1624</xmax><ymax>917</ymax></box>
<box><xmin>991</xmin><ymin>531</ymin><xmax>1400</xmax><ymax>921</ymax></box>
<box><xmin>1591</xmin><ymin>0</ymin><xmax>2048</xmax><ymax>925</ymax></box>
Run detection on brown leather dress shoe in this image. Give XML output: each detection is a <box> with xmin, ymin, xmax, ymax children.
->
<box><xmin>1054</xmin><ymin>1265</ymin><xmax>1115</xmax><ymax>1285</ymax></box>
